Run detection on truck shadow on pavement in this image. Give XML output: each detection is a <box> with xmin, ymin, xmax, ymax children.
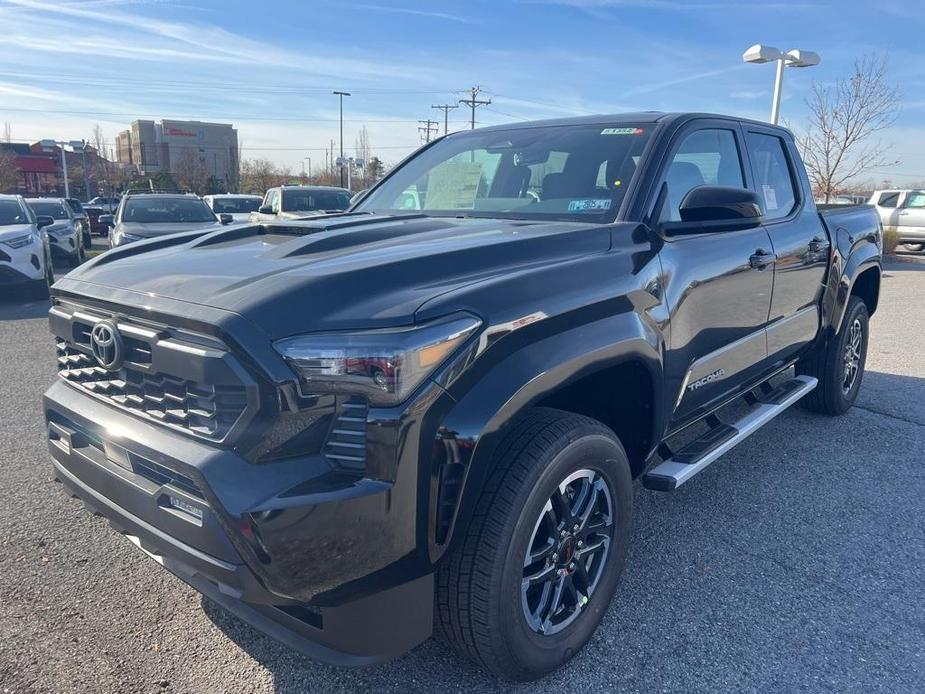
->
<box><xmin>0</xmin><ymin>297</ymin><xmax>51</xmax><ymax>321</ymax></box>
<box><xmin>200</xmin><ymin>369</ymin><xmax>925</xmax><ymax>694</ymax></box>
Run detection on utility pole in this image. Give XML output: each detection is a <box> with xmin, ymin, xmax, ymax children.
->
<box><xmin>333</xmin><ymin>91</ymin><xmax>351</xmax><ymax>187</ymax></box>
<box><xmin>432</xmin><ymin>103</ymin><xmax>459</xmax><ymax>135</ymax></box>
<box><xmin>459</xmin><ymin>86</ymin><xmax>491</xmax><ymax>130</ymax></box>
<box><xmin>418</xmin><ymin>119</ymin><xmax>439</xmax><ymax>143</ymax></box>
<box><xmin>329</xmin><ymin>139</ymin><xmax>335</xmax><ymax>179</ymax></box>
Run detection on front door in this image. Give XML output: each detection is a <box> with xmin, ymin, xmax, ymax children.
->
<box><xmin>655</xmin><ymin>123</ymin><xmax>775</xmax><ymax>429</ymax></box>
<box><xmin>896</xmin><ymin>190</ymin><xmax>925</xmax><ymax>242</ymax></box>
<box><xmin>745</xmin><ymin>127</ymin><xmax>828</xmax><ymax>363</ymax></box>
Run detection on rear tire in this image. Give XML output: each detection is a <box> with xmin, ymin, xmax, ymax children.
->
<box><xmin>435</xmin><ymin>408</ymin><xmax>632</xmax><ymax>680</ymax></box>
<box><xmin>798</xmin><ymin>296</ymin><xmax>869</xmax><ymax>415</ymax></box>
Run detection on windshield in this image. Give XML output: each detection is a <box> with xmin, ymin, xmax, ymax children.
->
<box><xmin>0</xmin><ymin>200</ymin><xmax>28</xmax><ymax>225</ymax></box>
<box><xmin>211</xmin><ymin>197</ymin><xmax>261</xmax><ymax>214</ymax></box>
<box><xmin>28</xmin><ymin>201</ymin><xmax>69</xmax><ymax>219</ymax></box>
<box><xmin>123</xmin><ymin>198</ymin><xmax>216</xmax><ymax>223</ymax></box>
<box><xmin>282</xmin><ymin>189</ymin><xmax>352</xmax><ymax>212</ymax></box>
<box><xmin>356</xmin><ymin>123</ymin><xmax>654</xmax><ymax>222</ymax></box>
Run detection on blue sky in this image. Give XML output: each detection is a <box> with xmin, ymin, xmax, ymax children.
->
<box><xmin>1</xmin><ymin>0</ymin><xmax>924</xmax><ymax>184</ymax></box>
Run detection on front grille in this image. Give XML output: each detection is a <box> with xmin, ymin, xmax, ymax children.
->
<box><xmin>51</xmin><ymin>302</ymin><xmax>255</xmax><ymax>442</ymax></box>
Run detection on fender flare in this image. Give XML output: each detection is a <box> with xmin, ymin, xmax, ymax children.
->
<box><xmin>427</xmin><ymin>311</ymin><xmax>663</xmax><ymax>560</ymax></box>
<box><xmin>831</xmin><ymin>244</ymin><xmax>881</xmax><ymax>336</ymax></box>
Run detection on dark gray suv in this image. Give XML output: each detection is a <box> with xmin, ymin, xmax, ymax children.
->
<box><xmin>103</xmin><ymin>193</ymin><xmax>231</xmax><ymax>248</ymax></box>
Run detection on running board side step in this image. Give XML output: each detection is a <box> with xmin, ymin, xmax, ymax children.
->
<box><xmin>642</xmin><ymin>375</ymin><xmax>818</xmax><ymax>492</ymax></box>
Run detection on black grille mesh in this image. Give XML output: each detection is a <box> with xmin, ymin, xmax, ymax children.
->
<box><xmin>57</xmin><ymin>341</ymin><xmax>248</xmax><ymax>439</ymax></box>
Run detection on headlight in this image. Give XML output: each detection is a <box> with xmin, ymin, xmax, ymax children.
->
<box><xmin>2</xmin><ymin>234</ymin><xmax>34</xmax><ymax>249</ymax></box>
<box><xmin>274</xmin><ymin>314</ymin><xmax>481</xmax><ymax>406</ymax></box>
<box><xmin>113</xmin><ymin>230</ymin><xmax>143</xmax><ymax>246</ymax></box>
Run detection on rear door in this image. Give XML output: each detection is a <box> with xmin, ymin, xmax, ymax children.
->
<box><xmin>655</xmin><ymin>120</ymin><xmax>775</xmax><ymax>428</ymax></box>
<box><xmin>744</xmin><ymin>125</ymin><xmax>828</xmax><ymax>363</ymax></box>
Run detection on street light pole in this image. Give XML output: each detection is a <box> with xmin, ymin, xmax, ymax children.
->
<box><xmin>770</xmin><ymin>57</ymin><xmax>786</xmax><ymax>125</ymax></box>
<box><xmin>743</xmin><ymin>45</ymin><xmax>821</xmax><ymax>125</ymax></box>
<box><xmin>333</xmin><ymin>91</ymin><xmax>351</xmax><ymax>187</ymax></box>
<box><xmin>60</xmin><ymin>145</ymin><xmax>69</xmax><ymax>198</ymax></box>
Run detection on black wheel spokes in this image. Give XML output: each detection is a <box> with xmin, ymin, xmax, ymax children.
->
<box><xmin>521</xmin><ymin>469</ymin><xmax>614</xmax><ymax>635</ymax></box>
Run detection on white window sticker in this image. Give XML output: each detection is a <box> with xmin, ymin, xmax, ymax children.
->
<box><xmin>567</xmin><ymin>199</ymin><xmax>612</xmax><ymax>212</ymax></box>
<box><xmin>762</xmin><ymin>184</ymin><xmax>778</xmax><ymax>211</ymax></box>
<box><xmin>600</xmin><ymin>127</ymin><xmax>643</xmax><ymax>136</ymax></box>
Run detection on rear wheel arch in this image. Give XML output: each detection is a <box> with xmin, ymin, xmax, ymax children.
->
<box><xmin>850</xmin><ymin>265</ymin><xmax>880</xmax><ymax>317</ymax></box>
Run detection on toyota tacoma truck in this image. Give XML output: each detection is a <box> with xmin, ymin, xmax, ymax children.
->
<box><xmin>44</xmin><ymin>113</ymin><xmax>881</xmax><ymax>680</ymax></box>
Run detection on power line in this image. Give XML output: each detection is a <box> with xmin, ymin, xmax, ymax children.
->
<box><xmin>459</xmin><ymin>86</ymin><xmax>491</xmax><ymax>130</ymax></box>
<box><xmin>432</xmin><ymin>103</ymin><xmax>459</xmax><ymax>135</ymax></box>
<box><xmin>0</xmin><ymin>107</ymin><xmax>423</xmax><ymax>123</ymax></box>
<box><xmin>0</xmin><ymin>70</ymin><xmax>462</xmax><ymax>96</ymax></box>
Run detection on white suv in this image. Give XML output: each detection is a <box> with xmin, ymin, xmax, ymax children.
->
<box><xmin>868</xmin><ymin>189</ymin><xmax>925</xmax><ymax>251</ymax></box>
<box><xmin>0</xmin><ymin>194</ymin><xmax>54</xmax><ymax>300</ymax></box>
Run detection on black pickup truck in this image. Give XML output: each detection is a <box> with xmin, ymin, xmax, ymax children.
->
<box><xmin>44</xmin><ymin>112</ymin><xmax>881</xmax><ymax>680</ymax></box>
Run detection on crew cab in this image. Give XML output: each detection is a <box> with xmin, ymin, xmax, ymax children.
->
<box><xmin>43</xmin><ymin>113</ymin><xmax>881</xmax><ymax>681</ymax></box>
<box><xmin>249</xmin><ymin>185</ymin><xmax>352</xmax><ymax>222</ymax></box>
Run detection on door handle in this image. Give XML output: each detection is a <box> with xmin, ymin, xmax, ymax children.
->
<box><xmin>808</xmin><ymin>235</ymin><xmax>830</xmax><ymax>253</ymax></box>
<box><xmin>749</xmin><ymin>249</ymin><xmax>775</xmax><ymax>270</ymax></box>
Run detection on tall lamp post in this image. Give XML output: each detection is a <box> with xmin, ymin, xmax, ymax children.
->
<box><xmin>303</xmin><ymin>156</ymin><xmax>312</xmax><ymax>182</ymax></box>
<box><xmin>742</xmin><ymin>45</ymin><xmax>821</xmax><ymax>125</ymax></box>
<box><xmin>333</xmin><ymin>91</ymin><xmax>351</xmax><ymax>187</ymax></box>
<box><xmin>41</xmin><ymin>139</ymin><xmax>85</xmax><ymax>198</ymax></box>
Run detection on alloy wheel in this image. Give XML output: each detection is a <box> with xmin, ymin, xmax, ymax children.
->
<box><xmin>521</xmin><ymin>468</ymin><xmax>614</xmax><ymax>635</ymax></box>
<box><xmin>842</xmin><ymin>318</ymin><xmax>863</xmax><ymax>394</ymax></box>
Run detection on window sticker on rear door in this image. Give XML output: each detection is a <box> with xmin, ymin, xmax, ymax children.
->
<box><xmin>568</xmin><ymin>199</ymin><xmax>612</xmax><ymax>212</ymax></box>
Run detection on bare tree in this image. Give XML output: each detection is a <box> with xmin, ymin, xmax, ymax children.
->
<box><xmin>0</xmin><ymin>147</ymin><xmax>18</xmax><ymax>192</ymax></box>
<box><xmin>239</xmin><ymin>158</ymin><xmax>291</xmax><ymax>194</ymax></box>
<box><xmin>797</xmin><ymin>55</ymin><xmax>900</xmax><ymax>202</ymax></box>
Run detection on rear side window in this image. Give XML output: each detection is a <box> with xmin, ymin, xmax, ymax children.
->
<box><xmin>747</xmin><ymin>132</ymin><xmax>798</xmax><ymax>221</ymax></box>
<box><xmin>877</xmin><ymin>192</ymin><xmax>900</xmax><ymax>208</ymax></box>
<box><xmin>662</xmin><ymin>129</ymin><xmax>744</xmax><ymax>221</ymax></box>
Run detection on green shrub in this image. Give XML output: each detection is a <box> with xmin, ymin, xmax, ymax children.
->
<box><xmin>883</xmin><ymin>226</ymin><xmax>899</xmax><ymax>254</ymax></box>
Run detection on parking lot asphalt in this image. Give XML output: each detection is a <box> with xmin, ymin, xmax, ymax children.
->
<box><xmin>1</xmin><ymin>247</ymin><xmax>924</xmax><ymax>694</ymax></box>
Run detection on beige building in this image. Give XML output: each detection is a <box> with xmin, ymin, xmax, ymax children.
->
<box><xmin>115</xmin><ymin>119</ymin><xmax>239</xmax><ymax>187</ymax></box>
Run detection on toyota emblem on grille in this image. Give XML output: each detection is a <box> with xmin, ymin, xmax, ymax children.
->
<box><xmin>90</xmin><ymin>320</ymin><xmax>124</xmax><ymax>371</ymax></box>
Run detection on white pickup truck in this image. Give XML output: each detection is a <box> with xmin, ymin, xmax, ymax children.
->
<box><xmin>868</xmin><ymin>189</ymin><xmax>925</xmax><ymax>251</ymax></box>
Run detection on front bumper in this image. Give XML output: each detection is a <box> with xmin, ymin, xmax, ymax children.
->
<box><xmin>48</xmin><ymin>231</ymin><xmax>79</xmax><ymax>259</ymax></box>
<box><xmin>0</xmin><ymin>241</ymin><xmax>44</xmax><ymax>283</ymax></box>
<box><xmin>44</xmin><ymin>378</ymin><xmax>434</xmax><ymax>665</ymax></box>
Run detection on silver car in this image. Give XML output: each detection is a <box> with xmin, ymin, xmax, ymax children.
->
<box><xmin>203</xmin><ymin>194</ymin><xmax>262</xmax><ymax>223</ymax></box>
<box><xmin>26</xmin><ymin>197</ymin><xmax>84</xmax><ymax>267</ymax></box>
<box><xmin>868</xmin><ymin>189</ymin><xmax>925</xmax><ymax>251</ymax></box>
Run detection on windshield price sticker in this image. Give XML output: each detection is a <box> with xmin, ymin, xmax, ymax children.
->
<box><xmin>568</xmin><ymin>199</ymin><xmax>612</xmax><ymax>212</ymax></box>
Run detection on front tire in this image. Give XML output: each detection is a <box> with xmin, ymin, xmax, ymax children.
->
<box><xmin>798</xmin><ymin>296</ymin><xmax>869</xmax><ymax>415</ymax></box>
<box><xmin>435</xmin><ymin>408</ymin><xmax>632</xmax><ymax>680</ymax></box>
<box><xmin>70</xmin><ymin>243</ymin><xmax>85</xmax><ymax>268</ymax></box>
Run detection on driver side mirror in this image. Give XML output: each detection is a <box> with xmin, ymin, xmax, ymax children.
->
<box><xmin>99</xmin><ymin>214</ymin><xmax>114</xmax><ymax>227</ymax></box>
<box><xmin>219</xmin><ymin>213</ymin><xmax>233</xmax><ymax>225</ymax></box>
<box><xmin>258</xmin><ymin>205</ymin><xmax>274</xmax><ymax>215</ymax></box>
<box><xmin>36</xmin><ymin>215</ymin><xmax>55</xmax><ymax>229</ymax></box>
<box><xmin>662</xmin><ymin>186</ymin><xmax>764</xmax><ymax>235</ymax></box>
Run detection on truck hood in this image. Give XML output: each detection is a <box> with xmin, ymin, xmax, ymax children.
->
<box><xmin>118</xmin><ymin>220</ymin><xmax>224</xmax><ymax>237</ymax></box>
<box><xmin>64</xmin><ymin>214</ymin><xmax>614</xmax><ymax>339</ymax></box>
